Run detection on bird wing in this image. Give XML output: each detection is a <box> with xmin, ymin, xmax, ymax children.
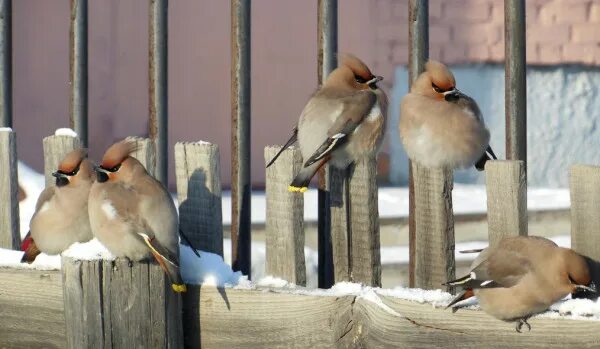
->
<box><xmin>265</xmin><ymin>126</ymin><xmax>298</xmax><ymax>168</ymax></box>
<box><xmin>303</xmin><ymin>90</ymin><xmax>377</xmax><ymax>167</ymax></box>
<box><xmin>33</xmin><ymin>186</ymin><xmax>55</xmax><ymax>212</ymax></box>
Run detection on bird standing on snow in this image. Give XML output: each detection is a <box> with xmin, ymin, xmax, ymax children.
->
<box><xmin>399</xmin><ymin>60</ymin><xmax>496</xmax><ymax>171</ymax></box>
<box><xmin>88</xmin><ymin>140</ymin><xmax>186</xmax><ymax>292</ymax></box>
<box><xmin>266</xmin><ymin>54</ymin><xmax>388</xmax><ymax>192</ymax></box>
<box><xmin>21</xmin><ymin>149</ymin><xmax>94</xmax><ymax>263</ymax></box>
<box><xmin>445</xmin><ymin>236</ymin><xmax>596</xmax><ymax>332</ymax></box>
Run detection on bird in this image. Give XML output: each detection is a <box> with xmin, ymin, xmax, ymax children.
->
<box><xmin>88</xmin><ymin>140</ymin><xmax>186</xmax><ymax>293</ymax></box>
<box><xmin>266</xmin><ymin>53</ymin><xmax>388</xmax><ymax>192</ymax></box>
<box><xmin>21</xmin><ymin>149</ymin><xmax>94</xmax><ymax>263</ymax></box>
<box><xmin>399</xmin><ymin>60</ymin><xmax>496</xmax><ymax>171</ymax></box>
<box><xmin>444</xmin><ymin>236</ymin><xmax>596</xmax><ymax>332</ymax></box>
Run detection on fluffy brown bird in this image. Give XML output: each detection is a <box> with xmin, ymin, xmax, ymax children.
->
<box><xmin>445</xmin><ymin>236</ymin><xmax>596</xmax><ymax>332</ymax></box>
<box><xmin>88</xmin><ymin>140</ymin><xmax>186</xmax><ymax>292</ymax></box>
<box><xmin>267</xmin><ymin>54</ymin><xmax>388</xmax><ymax>192</ymax></box>
<box><xmin>400</xmin><ymin>60</ymin><xmax>496</xmax><ymax>171</ymax></box>
<box><xmin>21</xmin><ymin>149</ymin><xmax>94</xmax><ymax>263</ymax></box>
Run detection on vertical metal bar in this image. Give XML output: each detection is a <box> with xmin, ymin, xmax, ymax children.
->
<box><xmin>0</xmin><ymin>0</ymin><xmax>11</xmax><ymax>128</ymax></box>
<box><xmin>505</xmin><ymin>0</ymin><xmax>526</xmax><ymax>162</ymax></box>
<box><xmin>231</xmin><ymin>0</ymin><xmax>251</xmax><ymax>277</ymax></box>
<box><xmin>149</xmin><ymin>0</ymin><xmax>168</xmax><ymax>185</ymax></box>
<box><xmin>69</xmin><ymin>0</ymin><xmax>88</xmax><ymax>146</ymax></box>
<box><xmin>407</xmin><ymin>0</ymin><xmax>428</xmax><ymax>288</ymax></box>
<box><xmin>317</xmin><ymin>0</ymin><xmax>337</xmax><ymax>289</ymax></box>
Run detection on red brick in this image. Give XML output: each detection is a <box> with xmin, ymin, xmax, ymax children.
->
<box><xmin>489</xmin><ymin>2</ymin><xmax>505</xmax><ymax>24</ymax></box>
<box><xmin>429</xmin><ymin>24</ymin><xmax>451</xmax><ymax>44</ymax></box>
<box><xmin>391</xmin><ymin>43</ymin><xmax>410</xmax><ymax>64</ymax></box>
<box><xmin>527</xmin><ymin>23</ymin><xmax>570</xmax><ymax>44</ymax></box>
<box><xmin>591</xmin><ymin>3</ymin><xmax>600</xmax><ymax>22</ymax></box>
<box><xmin>391</xmin><ymin>0</ymin><xmax>409</xmax><ymax>20</ymax></box>
<box><xmin>571</xmin><ymin>23</ymin><xmax>600</xmax><ymax>43</ymax></box>
<box><xmin>466</xmin><ymin>45</ymin><xmax>490</xmax><ymax>61</ymax></box>
<box><xmin>526</xmin><ymin>43</ymin><xmax>540</xmax><ymax>62</ymax></box>
<box><xmin>562</xmin><ymin>43</ymin><xmax>597</xmax><ymax>64</ymax></box>
<box><xmin>374</xmin><ymin>0</ymin><xmax>394</xmax><ymax>23</ymax></box>
<box><xmin>429</xmin><ymin>0</ymin><xmax>443</xmax><ymax>20</ymax></box>
<box><xmin>489</xmin><ymin>42</ymin><xmax>505</xmax><ymax>61</ymax></box>
<box><xmin>452</xmin><ymin>23</ymin><xmax>502</xmax><ymax>45</ymax></box>
<box><xmin>443</xmin><ymin>0</ymin><xmax>492</xmax><ymax>23</ymax></box>
<box><xmin>539</xmin><ymin>2</ymin><xmax>588</xmax><ymax>24</ymax></box>
<box><xmin>442</xmin><ymin>43</ymin><xmax>468</xmax><ymax>64</ymax></box>
<box><xmin>376</xmin><ymin>23</ymin><xmax>409</xmax><ymax>43</ymax></box>
<box><xmin>538</xmin><ymin>43</ymin><xmax>563</xmax><ymax>64</ymax></box>
<box><xmin>428</xmin><ymin>45</ymin><xmax>443</xmax><ymax>62</ymax></box>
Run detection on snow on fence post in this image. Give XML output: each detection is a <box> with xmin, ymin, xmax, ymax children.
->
<box><xmin>485</xmin><ymin>160</ymin><xmax>527</xmax><ymax>246</ymax></box>
<box><xmin>570</xmin><ymin>164</ymin><xmax>600</xmax><ymax>261</ymax></box>
<box><xmin>43</xmin><ymin>134</ymin><xmax>81</xmax><ymax>187</ymax></box>
<box><xmin>264</xmin><ymin>146</ymin><xmax>306</xmax><ymax>285</ymax></box>
<box><xmin>174</xmin><ymin>141</ymin><xmax>223</xmax><ymax>256</ymax></box>
<box><xmin>125</xmin><ymin>136</ymin><xmax>156</xmax><ymax>178</ymax></box>
<box><xmin>61</xmin><ymin>257</ymin><xmax>183</xmax><ymax>349</ymax></box>
<box><xmin>0</xmin><ymin>129</ymin><xmax>20</xmax><ymax>249</ymax></box>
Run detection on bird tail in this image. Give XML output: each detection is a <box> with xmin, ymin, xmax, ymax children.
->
<box><xmin>475</xmin><ymin>145</ymin><xmax>498</xmax><ymax>171</ymax></box>
<box><xmin>20</xmin><ymin>232</ymin><xmax>41</xmax><ymax>264</ymax></box>
<box><xmin>445</xmin><ymin>289</ymin><xmax>475</xmax><ymax>310</ymax></box>
<box><xmin>288</xmin><ymin>159</ymin><xmax>326</xmax><ymax>193</ymax></box>
<box><xmin>266</xmin><ymin>126</ymin><xmax>298</xmax><ymax>168</ymax></box>
<box><xmin>138</xmin><ymin>233</ymin><xmax>187</xmax><ymax>293</ymax></box>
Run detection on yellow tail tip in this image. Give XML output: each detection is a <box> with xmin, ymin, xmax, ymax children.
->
<box><xmin>172</xmin><ymin>283</ymin><xmax>187</xmax><ymax>293</ymax></box>
<box><xmin>288</xmin><ymin>185</ymin><xmax>308</xmax><ymax>193</ymax></box>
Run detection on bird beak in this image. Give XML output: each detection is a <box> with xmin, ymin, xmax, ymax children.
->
<box><xmin>52</xmin><ymin>171</ymin><xmax>67</xmax><ymax>179</ymax></box>
<box><xmin>94</xmin><ymin>165</ymin><xmax>110</xmax><ymax>183</ymax></box>
<box><xmin>366</xmin><ymin>75</ymin><xmax>384</xmax><ymax>85</ymax></box>
<box><xmin>443</xmin><ymin>88</ymin><xmax>460</xmax><ymax>101</ymax></box>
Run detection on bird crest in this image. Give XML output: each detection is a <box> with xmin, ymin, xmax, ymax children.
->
<box><xmin>338</xmin><ymin>53</ymin><xmax>373</xmax><ymax>80</ymax></box>
<box><xmin>101</xmin><ymin>140</ymin><xmax>138</xmax><ymax>169</ymax></box>
<box><xmin>425</xmin><ymin>60</ymin><xmax>456</xmax><ymax>91</ymax></box>
<box><xmin>58</xmin><ymin>148</ymin><xmax>87</xmax><ymax>174</ymax></box>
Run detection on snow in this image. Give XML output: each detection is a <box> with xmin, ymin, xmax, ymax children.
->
<box><xmin>17</xmin><ymin>161</ymin><xmax>46</xmax><ymax>238</ymax></box>
<box><xmin>62</xmin><ymin>239</ymin><xmax>115</xmax><ymax>260</ymax></box>
<box><xmin>0</xmin><ymin>127</ymin><xmax>12</xmax><ymax>132</ymax></box>
<box><xmin>180</xmin><ymin>244</ymin><xmax>249</xmax><ymax>287</ymax></box>
<box><xmin>0</xmin><ymin>247</ymin><xmax>60</xmax><ymax>270</ymax></box>
<box><xmin>54</xmin><ymin>128</ymin><xmax>78</xmax><ymax>137</ymax></box>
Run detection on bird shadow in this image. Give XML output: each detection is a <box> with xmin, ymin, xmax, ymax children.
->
<box><xmin>573</xmin><ymin>255</ymin><xmax>600</xmax><ymax>300</ymax></box>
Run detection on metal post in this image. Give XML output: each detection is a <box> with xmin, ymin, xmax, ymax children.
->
<box><xmin>317</xmin><ymin>0</ymin><xmax>337</xmax><ymax>289</ymax></box>
<box><xmin>407</xmin><ymin>0</ymin><xmax>428</xmax><ymax>288</ymax></box>
<box><xmin>231</xmin><ymin>0</ymin><xmax>251</xmax><ymax>277</ymax></box>
<box><xmin>505</xmin><ymin>0</ymin><xmax>526</xmax><ymax>163</ymax></box>
<box><xmin>149</xmin><ymin>0</ymin><xmax>168</xmax><ymax>185</ymax></box>
<box><xmin>0</xmin><ymin>0</ymin><xmax>11</xmax><ymax>128</ymax></box>
<box><xmin>69</xmin><ymin>0</ymin><xmax>88</xmax><ymax>146</ymax></box>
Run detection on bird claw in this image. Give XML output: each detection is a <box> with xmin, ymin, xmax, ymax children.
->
<box><xmin>515</xmin><ymin>318</ymin><xmax>531</xmax><ymax>333</ymax></box>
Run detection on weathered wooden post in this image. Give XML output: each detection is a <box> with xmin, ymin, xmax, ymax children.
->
<box><xmin>43</xmin><ymin>134</ymin><xmax>81</xmax><ymax>187</ymax></box>
<box><xmin>570</xmin><ymin>164</ymin><xmax>600</xmax><ymax>260</ymax></box>
<box><xmin>264</xmin><ymin>146</ymin><xmax>306</xmax><ymax>285</ymax></box>
<box><xmin>485</xmin><ymin>160</ymin><xmax>527</xmax><ymax>246</ymax></box>
<box><xmin>61</xmin><ymin>257</ymin><xmax>183</xmax><ymax>349</ymax></box>
<box><xmin>174</xmin><ymin>141</ymin><xmax>223</xmax><ymax>256</ymax></box>
<box><xmin>126</xmin><ymin>136</ymin><xmax>157</xmax><ymax>177</ymax></box>
<box><xmin>0</xmin><ymin>128</ymin><xmax>20</xmax><ymax>249</ymax></box>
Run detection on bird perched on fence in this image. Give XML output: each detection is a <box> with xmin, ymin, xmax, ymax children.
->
<box><xmin>399</xmin><ymin>60</ymin><xmax>496</xmax><ymax>171</ymax></box>
<box><xmin>444</xmin><ymin>236</ymin><xmax>596</xmax><ymax>332</ymax></box>
<box><xmin>88</xmin><ymin>140</ymin><xmax>186</xmax><ymax>293</ymax></box>
<box><xmin>21</xmin><ymin>149</ymin><xmax>94</xmax><ymax>263</ymax></box>
<box><xmin>266</xmin><ymin>53</ymin><xmax>388</xmax><ymax>192</ymax></box>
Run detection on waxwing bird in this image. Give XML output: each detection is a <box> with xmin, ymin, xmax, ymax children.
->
<box><xmin>266</xmin><ymin>54</ymin><xmax>388</xmax><ymax>192</ymax></box>
<box><xmin>88</xmin><ymin>140</ymin><xmax>186</xmax><ymax>293</ymax></box>
<box><xmin>21</xmin><ymin>149</ymin><xmax>94</xmax><ymax>263</ymax></box>
<box><xmin>399</xmin><ymin>60</ymin><xmax>497</xmax><ymax>171</ymax></box>
<box><xmin>444</xmin><ymin>236</ymin><xmax>596</xmax><ymax>332</ymax></box>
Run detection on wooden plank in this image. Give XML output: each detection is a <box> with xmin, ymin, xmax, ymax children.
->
<box><xmin>43</xmin><ymin>134</ymin><xmax>81</xmax><ymax>187</ymax></box>
<box><xmin>174</xmin><ymin>141</ymin><xmax>223</xmax><ymax>255</ymax></box>
<box><xmin>411</xmin><ymin>163</ymin><xmax>455</xmax><ymax>291</ymax></box>
<box><xmin>0</xmin><ymin>268</ymin><xmax>65</xmax><ymax>349</ymax></box>
<box><xmin>61</xmin><ymin>257</ymin><xmax>183</xmax><ymax>349</ymax></box>
<box><xmin>485</xmin><ymin>160</ymin><xmax>527</xmax><ymax>246</ymax></box>
<box><xmin>125</xmin><ymin>136</ymin><xmax>156</xmax><ymax>177</ymax></box>
<box><xmin>0</xmin><ymin>130</ymin><xmax>20</xmax><ymax>249</ymax></box>
<box><xmin>264</xmin><ymin>146</ymin><xmax>306</xmax><ymax>285</ymax></box>
<box><xmin>329</xmin><ymin>165</ymin><xmax>350</xmax><ymax>283</ymax></box>
<box><xmin>570</xmin><ymin>164</ymin><xmax>600</xmax><ymax>260</ymax></box>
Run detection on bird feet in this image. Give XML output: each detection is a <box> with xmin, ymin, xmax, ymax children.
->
<box><xmin>515</xmin><ymin>317</ymin><xmax>531</xmax><ymax>333</ymax></box>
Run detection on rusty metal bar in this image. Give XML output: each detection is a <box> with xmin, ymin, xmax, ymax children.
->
<box><xmin>231</xmin><ymin>0</ymin><xmax>251</xmax><ymax>277</ymax></box>
<box><xmin>317</xmin><ymin>0</ymin><xmax>337</xmax><ymax>289</ymax></box>
<box><xmin>149</xmin><ymin>0</ymin><xmax>168</xmax><ymax>185</ymax></box>
<box><xmin>0</xmin><ymin>0</ymin><xmax>11</xmax><ymax>128</ymax></box>
<box><xmin>407</xmin><ymin>0</ymin><xmax>428</xmax><ymax>288</ymax></box>
<box><xmin>69</xmin><ymin>0</ymin><xmax>88</xmax><ymax>146</ymax></box>
<box><xmin>505</xmin><ymin>0</ymin><xmax>527</xmax><ymax>163</ymax></box>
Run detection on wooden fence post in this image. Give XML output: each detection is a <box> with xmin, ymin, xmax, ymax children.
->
<box><xmin>43</xmin><ymin>134</ymin><xmax>81</xmax><ymax>187</ymax></box>
<box><xmin>412</xmin><ymin>163</ymin><xmax>455</xmax><ymax>291</ymax></box>
<box><xmin>329</xmin><ymin>166</ymin><xmax>350</xmax><ymax>284</ymax></box>
<box><xmin>126</xmin><ymin>136</ymin><xmax>156</xmax><ymax>177</ymax></box>
<box><xmin>264</xmin><ymin>146</ymin><xmax>306</xmax><ymax>285</ymax></box>
<box><xmin>0</xmin><ymin>129</ymin><xmax>20</xmax><ymax>249</ymax></box>
<box><xmin>61</xmin><ymin>257</ymin><xmax>183</xmax><ymax>349</ymax></box>
<box><xmin>174</xmin><ymin>141</ymin><xmax>223</xmax><ymax>256</ymax></box>
<box><xmin>570</xmin><ymin>164</ymin><xmax>600</xmax><ymax>260</ymax></box>
<box><xmin>485</xmin><ymin>160</ymin><xmax>527</xmax><ymax>246</ymax></box>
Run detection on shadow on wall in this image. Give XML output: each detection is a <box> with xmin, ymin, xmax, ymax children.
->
<box><xmin>388</xmin><ymin>64</ymin><xmax>600</xmax><ymax>188</ymax></box>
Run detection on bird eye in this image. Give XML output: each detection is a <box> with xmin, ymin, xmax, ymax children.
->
<box><xmin>355</xmin><ymin>75</ymin><xmax>367</xmax><ymax>84</ymax></box>
<box><xmin>109</xmin><ymin>164</ymin><xmax>121</xmax><ymax>172</ymax></box>
<box><xmin>432</xmin><ymin>83</ymin><xmax>444</xmax><ymax>93</ymax></box>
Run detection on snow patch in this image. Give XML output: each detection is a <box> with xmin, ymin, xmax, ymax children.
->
<box><xmin>62</xmin><ymin>239</ymin><xmax>114</xmax><ymax>260</ymax></box>
<box><xmin>180</xmin><ymin>244</ymin><xmax>249</xmax><ymax>287</ymax></box>
<box><xmin>0</xmin><ymin>247</ymin><xmax>60</xmax><ymax>270</ymax></box>
<box><xmin>0</xmin><ymin>127</ymin><xmax>12</xmax><ymax>132</ymax></box>
<box><xmin>54</xmin><ymin>128</ymin><xmax>78</xmax><ymax>137</ymax></box>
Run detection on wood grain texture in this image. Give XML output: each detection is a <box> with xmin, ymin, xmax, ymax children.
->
<box><xmin>0</xmin><ymin>130</ymin><xmax>20</xmax><ymax>249</ymax></box>
<box><xmin>174</xmin><ymin>141</ymin><xmax>223</xmax><ymax>255</ymax></box>
<box><xmin>485</xmin><ymin>160</ymin><xmax>527</xmax><ymax>246</ymax></box>
<box><xmin>570</xmin><ymin>164</ymin><xmax>600</xmax><ymax>260</ymax></box>
<box><xmin>61</xmin><ymin>257</ymin><xmax>183</xmax><ymax>349</ymax></box>
<box><xmin>264</xmin><ymin>146</ymin><xmax>306</xmax><ymax>285</ymax></box>
<box><xmin>0</xmin><ymin>268</ymin><xmax>65</xmax><ymax>349</ymax></box>
<box><xmin>125</xmin><ymin>136</ymin><xmax>156</xmax><ymax>178</ymax></box>
<box><xmin>43</xmin><ymin>134</ymin><xmax>81</xmax><ymax>187</ymax></box>
<box><xmin>411</xmin><ymin>163</ymin><xmax>455</xmax><ymax>291</ymax></box>
<box><xmin>329</xmin><ymin>165</ymin><xmax>350</xmax><ymax>283</ymax></box>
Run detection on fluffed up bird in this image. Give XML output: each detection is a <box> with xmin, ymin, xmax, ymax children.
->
<box><xmin>88</xmin><ymin>140</ymin><xmax>186</xmax><ymax>292</ymax></box>
<box><xmin>266</xmin><ymin>53</ymin><xmax>388</xmax><ymax>192</ymax></box>
<box><xmin>21</xmin><ymin>149</ymin><xmax>94</xmax><ymax>263</ymax></box>
<box><xmin>399</xmin><ymin>60</ymin><xmax>497</xmax><ymax>171</ymax></box>
<box><xmin>444</xmin><ymin>236</ymin><xmax>596</xmax><ymax>332</ymax></box>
